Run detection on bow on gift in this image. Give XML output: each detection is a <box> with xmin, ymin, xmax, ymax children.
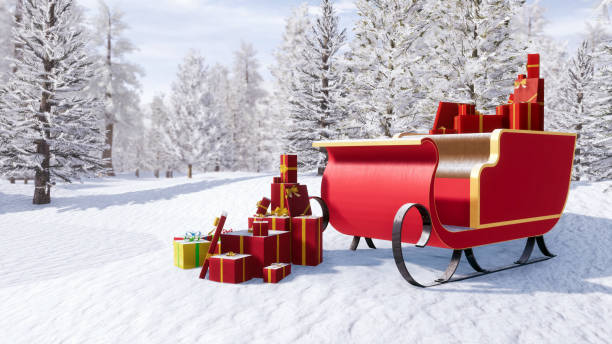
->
<box><xmin>272</xmin><ymin>206</ymin><xmax>289</xmax><ymax>216</ymax></box>
<box><xmin>184</xmin><ymin>231</ymin><xmax>202</xmax><ymax>242</ymax></box>
<box><xmin>514</xmin><ymin>79</ymin><xmax>527</xmax><ymax>88</ymax></box>
<box><xmin>280</xmin><ymin>164</ymin><xmax>297</xmax><ymax>174</ymax></box>
<box><xmin>226</xmin><ymin>251</ymin><xmax>236</xmax><ymax>256</ymax></box>
<box><xmin>285</xmin><ymin>185</ymin><xmax>300</xmax><ymax>198</ymax></box>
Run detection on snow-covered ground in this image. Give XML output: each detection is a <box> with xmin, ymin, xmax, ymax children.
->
<box><xmin>1</xmin><ymin>172</ymin><xmax>611</xmax><ymax>343</ymax></box>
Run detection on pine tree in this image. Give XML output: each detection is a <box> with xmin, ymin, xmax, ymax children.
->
<box><xmin>423</xmin><ymin>0</ymin><xmax>527</xmax><ymax>112</ymax></box>
<box><xmin>583</xmin><ymin>3</ymin><xmax>611</xmax><ymax>180</ymax></box>
<box><xmin>90</xmin><ymin>1</ymin><xmax>144</xmax><ymax>175</ymax></box>
<box><xmin>229</xmin><ymin>42</ymin><xmax>266</xmax><ymax>171</ymax></box>
<box><xmin>551</xmin><ymin>41</ymin><xmax>595</xmax><ymax>180</ymax></box>
<box><xmin>286</xmin><ymin>0</ymin><xmax>347</xmax><ymax>172</ymax></box>
<box><xmin>168</xmin><ymin>50</ymin><xmax>212</xmax><ymax>178</ymax></box>
<box><xmin>0</xmin><ymin>0</ymin><xmax>106</xmax><ymax>204</ymax></box>
<box><xmin>344</xmin><ymin>0</ymin><xmax>432</xmax><ymax>139</ymax></box>
<box><xmin>0</xmin><ymin>0</ymin><xmax>12</xmax><ymax>81</ymax></box>
<box><xmin>147</xmin><ymin>93</ymin><xmax>174</xmax><ymax>178</ymax></box>
<box><xmin>207</xmin><ymin>64</ymin><xmax>232</xmax><ymax>172</ymax></box>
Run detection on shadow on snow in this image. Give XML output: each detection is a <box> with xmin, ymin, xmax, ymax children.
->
<box><xmin>304</xmin><ymin>212</ymin><xmax>612</xmax><ymax>295</ymax></box>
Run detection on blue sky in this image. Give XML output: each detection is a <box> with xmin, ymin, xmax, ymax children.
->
<box><xmin>77</xmin><ymin>0</ymin><xmax>606</xmax><ymax>105</ymax></box>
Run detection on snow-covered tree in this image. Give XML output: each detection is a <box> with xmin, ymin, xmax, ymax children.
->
<box><xmin>0</xmin><ymin>0</ymin><xmax>13</xmax><ymax>81</ymax></box>
<box><xmin>284</xmin><ymin>0</ymin><xmax>346</xmax><ymax>172</ymax></box>
<box><xmin>344</xmin><ymin>0</ymin><xmax>430</xmax><ymax>139</ymax></box>
<box><xmin>168</xmin><ymin>50</ymin><xmax>212</xmax><ymax>178</ymax></box>
<box><xmin>582</xmin><ymin>2</ymin><xmax>611</xmax><ymax>180</ymax></box>
<box><xmin>550</xmin><ymin>41</ymin><xmax>595</xmax><ymax>180</ymax></box>
<box><xmin>423</xmin><ymin>0</ymin><xmax>527</xmax><ymax>112</ymax></box>
<box><xmin>90</xmin><ymin>0</ymin><xmax>144</xmax><ymax>175</ymax></box>
<box><xmin>207</xmin><ymin>64</ymin><xmax>232</xmax><ymax>172</ymax></box>
<box><xmin>146</xmin><ymin>93</ymin><xmax>173</xmax><ymax>177</ymax></box>
<box><xmin>0</xmin><ymin>0</ymin><xmax>106</xmax><ymax>204</ymax></box>
<box><xmin>229</xmin><ymin>42</ymin><xmax>266</xmax><ymax>171</ymax></box>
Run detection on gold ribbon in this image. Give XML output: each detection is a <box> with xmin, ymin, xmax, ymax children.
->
<box><xmin>285</xmin><ymin>185</ymin><xmax>300</xmax><ymax>198</ymax></box>
<box><xmin>300</xmin><ymin>203</ymin><xmax>311</xmax><ymax>216</ymax></box>
<box><xmin>514</xmin><ymin>79</ymin><xmax>527</xmax><ymax>88</ymax></box>
<box><xmin>280</xmin><ymin>164</ymin><xmax>297</xmax><ymax>174</ymax></box>
<box><xmin>439</xmin><ymin>126</ymin><xmax>446</xmax><ymax>134</ymax></box>
<box><xmin>226</xmin><ymin>251</ymin><xmax>236</xmax><ymax>256</ymax></box>
<box><xmin>256</xmin><ymin>201</ymin><xmax>268</xmax><ymax>211</ymax></box>
<box><xmin>272</xmin><ymin>206</ymin><xmax>289</xmax><ymax>216</ymax></box>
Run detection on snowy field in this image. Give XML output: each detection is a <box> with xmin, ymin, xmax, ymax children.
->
<box><xmin>1</xmin><ymin>172</ymin><xmax>611</xmax><ymax>343</ymax></box>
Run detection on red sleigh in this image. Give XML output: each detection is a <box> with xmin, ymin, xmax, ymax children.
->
<box><xmin>311</xmin><ymin>54</ymin><xmax>576</xmax><ymax>287</ymax></box>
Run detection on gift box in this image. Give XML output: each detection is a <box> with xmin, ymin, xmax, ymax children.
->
<box><xmin>496</xmin><ymin>104</ymin><xmax>511</xmax><ymax>128</ymax></box>
<box><xmin>273</xmin><ymin>177</ymin><xmax>282</xmax><ymax>183</ymax></box>
<box><xmin>208</xmin><ymin>253</ymin><xmax>254</xmax><ymax>284</ymax></box>
<box><xmin>221</xmin><ymin>230</ymin><xmax>291</xmax><ymax>278</ymax></box>
<box><xmin>252</xmin><ymin>220</ymin><xmax>269</xmax><ymax>236</ymax></box>
<box><xmin>284</xmin><ymin>184</ymin><xmax>312</xmax><ymax>217</ymax></box>
<box><xmin>291</xmin><ymin>216</ymin><xmax>323</xmax><ymax>266</ymax></box>
<box><xmin>173</xmin><ymin>239</ymin><xmax>211</xmax><ymax>269</ymax></box>
<box><xmin>249</xmin><ymin>215</ymin><xmax>291</xmax><ymax>231</ymax></box>
<box><xmin>280</xmin><ymin>154</ymin><xmax>298</xmax><ymax>183</ymax></box>
<box><xmin>263</xmin><ymin>263</ymin><xmax>292</xmax><ymax>283</ymax></box>
<box><xmin>255</xmin><ymin>197</ymin><xmax>271</xmax><ymax>216</ymax></box>
<box><xmin>266</xmin><ymin>216</ymin><xmax>292</xmax><ymax>231</ymax></box>
<box><xmin>513</xmin><ymin>74</ymin><xmax>544</xmax><ymax>104</ymax></box>
<box><xmin>271</xmin><ymin>182</ymin><xmax>296</xmax><ymax>211</ymax></box>
<box><xmin>511</xmin><ymin>102</ymin><xmax>544</xmax><ymax>131</ymax></box>
<box><xmin>458</xmin><ymin>103</ymin><xmax>475</xmax><ymax>116</ymax></box>
<box><xmin>429</xmin><ymin>127</ymin><xmax>457</xmax><ymax>135</ymax></box>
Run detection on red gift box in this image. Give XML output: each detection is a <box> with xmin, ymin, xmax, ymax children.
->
<box><xmin>249</xmin><ymin>215</ymin><xmax>291</xmax><ymax>231</ymax></box>
<box><xmin>266</xmin><ymin>216</ymin><xmax>291</xmax><ymax>231</ymax></box>
<box><xmin>273</xmin><ymin>177</ymin><xmax>282</xmax><ymax>183</ymax></box>
<box><xmin>291</xmin><ymin>216</ymin><xmax>323</xmax><ymax>266</ymax></box>
<box><xmin>220</xmin><ymin>230</ymin><xmax>291</xmax><ymax>278</ymax></box>
<box><xmin>280</xmin><ymin>154</ymin><xmax>298</xmax><ymax>183</ymax></box>
<box><xmin>429</xmin><ymin>127</ymin><xmax>457</xmax><ymax>135</ymax></box>
<box><xmin>208</xmin><ymin>253</ymin><xmax>253</xmax><ymax>284</ymax></box>
<box><xmin>511</xmin><ymin>102</ymin><xmax>544</xmax><ymax>131</ymax></box>
<box><xmin>496</xmin><ymin>104</ymin><xmax>511</xmax><ymax>128</ymax></box>
<box><xmin>252</xmin><ymin>220</ymin><xmax>269</xmax><ymax>236</ymax></box>
<box><xmin>284</xmin><ymin>184</ymin><xmax>312</xmax><ymax>217</ymax></box>
<box><xmin>263</xmin><ymin>263</ymin><xmax>291</xmax><ymax>283</ymax></box>
<box><xmin>271</xmin><ymin>183</ymin><xmax>296</xmax><ymax>212</ymax></box>
<box><xmin>255</xmin><ymin>197</ymin><xmax>271</xmax><ymax>216</ymax></box>
<box><xmin>458</xmin><ymin>103</ymin><xmax>475</xmax><ymax>116</ymax></box>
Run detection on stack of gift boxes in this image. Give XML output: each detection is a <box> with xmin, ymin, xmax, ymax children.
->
<box><xmin>429</xmin><ymin>54</ymin><xmax>544</xmax><ymax>135</ymax></box>
<box><xmin>173</xmin><ymin>154</ymin><xmax>324</xmax><ymax>284</ymax></box>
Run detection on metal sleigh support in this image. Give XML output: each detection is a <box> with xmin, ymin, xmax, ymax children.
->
<box><xmin>391</xmin><ymin>203</ymin><xmax>556</xmax><ymax>288</ymax></box>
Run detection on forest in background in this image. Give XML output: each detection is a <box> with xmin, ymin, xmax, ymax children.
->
<box><xmin>0</xmin><ymin>0</ymin><xmax>610</xmax><ymax>204</ymax></box>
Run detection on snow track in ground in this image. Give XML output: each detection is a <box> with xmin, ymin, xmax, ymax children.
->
<box><xmin>1</xmin><ymin>173</ymin><xmax>611</xmax><ymax>343</ymax></box>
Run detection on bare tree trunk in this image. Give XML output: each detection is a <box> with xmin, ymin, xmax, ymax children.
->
<box><xmin>9</xmin><ymin>177</ymin><xmax>15</xmax><ymax>184</ymax></box>
<box><xmin>154</xmin><ymin>169</ymin><xmax>159</xmax><ymax>178</ymax></box>
<box><xmin>102</xmin><ymin>123</ymin><xmax>115</xmax><ymax>176</ymax></box>
<box><xmin>187</xmin><ymin>164</ymin><xmax>192</xmax><ymax>178</ymax></box>
<box><xmin>33</xmin><ymin>4</ymin><xmax>56</xmax><ymax>205</ymax></box>
<box><xmin>135</xmin><ymin>168</ymin><xmax>139</xmax><ymax>178</ymax></box>
<box><xmin>215</xmin><ymin>165</ymin><xmax>220</xmax><ymax>172</ymax></box>
<box><xmin>24</xmin><ymin>178</ymin><xmax>28</xmax><ymax>184</ymax></box>
<box><xmin>33</xmin><ymin>139</ymin><xmax>51</xmax><ymax>204</ymax></box>
<box><xmin>102</xmin><ymin>9</ymin><xmax>115</xmax><ymax>176</ymax></box>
